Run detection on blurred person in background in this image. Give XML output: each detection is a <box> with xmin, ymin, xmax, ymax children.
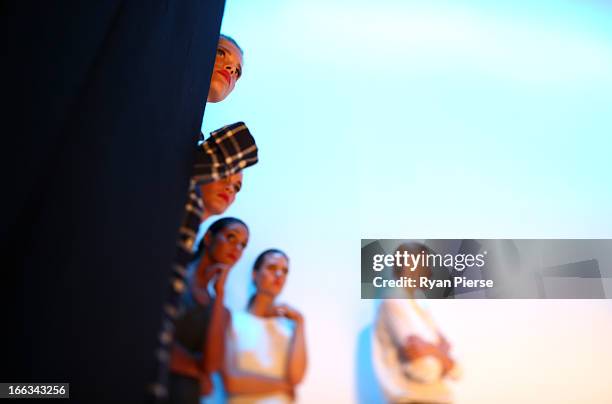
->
<box><xmin>221</xmin><ymin>249</ymin><xmax>308</xmax><ymax>403</ymax></box>
<box><xmin>372</xmin><ymin>242</ymin><xmax>462</xmax><ymax>404</ymax></box>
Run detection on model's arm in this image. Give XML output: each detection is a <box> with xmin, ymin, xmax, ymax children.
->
<box><xmin>221</xmin><ymin>370</ymin><xmax>293</xmax><ymax>395</ymax></box>
<box><xmin>380</xmin><ymin>301</ymin><xmax>453</xmax><ymax>382</ymax></box>
<box><xmin>403</xmin><ymin>335</ymin><xmax>454</xmax><ymax>374</ymax></box>
<box><xmin>201</xmin><ymin>265</ymin><xmax>229</xmax><ymax>373</ymax></box>
<box><xmin>276</xmin><ymin>305</ymin><xmax>308</xmax><ymax>386</ymax></box>
<box><xmin>169</xmin><ymin>343</ymin><xmax>200</xmax><ymax>377</ymax></box>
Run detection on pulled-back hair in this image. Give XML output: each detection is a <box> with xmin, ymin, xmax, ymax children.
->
<box><xmin>220</xmin><ymin>34</ymin><xmax>243</xmax><ymax>54</ymax></box>
<box><xmin>192</xmin><ymin>217</ymin><xmax>248</xmax><ymax>261</ymax></box>
<box><xmin>394</xmin><ymin>242</ymin><xmax>434</xmax><ymax>279</ymax></box>
<box><xmin>253</xmin><ymin>249</ymin><xmax>289</xmax><ymax>272</ymax></box>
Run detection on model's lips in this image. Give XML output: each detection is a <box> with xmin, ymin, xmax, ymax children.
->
<box><xmin>218</xmin><ymin>193</ymin><xmax>229</xmax><ymax>203</ymax></box>
<box><xmin>216</xmin><ymin>69</ymin><xmax>231</xmax><ymax>85</ymax></box>
<box><xmin>227</xmin><ymin>253</ymin><xmax>237</xmax><ymax>261</ymax></box>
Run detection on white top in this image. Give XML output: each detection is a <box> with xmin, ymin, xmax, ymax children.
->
<box><xmin>225</xmin><ymin>310</ymin><xmax>295</xmax><ymax>404</ymax></box>
<box><xmin>372</xmin><ymin>299</ymin><xmax>460</xmax><ymax>403</ymax></box>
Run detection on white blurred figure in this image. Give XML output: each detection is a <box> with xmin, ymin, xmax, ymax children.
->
<box><xmin>373</xmin><ymin>242</ymin><xmax>461</xmax><ymax>404</ymax></box>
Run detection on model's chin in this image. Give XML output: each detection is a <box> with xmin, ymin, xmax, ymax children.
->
<box><xmin>204</xmin><ymin>200</ymin><xmax>228</xmax><ymax>216</ymax></box>
<box><xmin>207</xmin><ymin>92</ymin><xmax>225</xmax><ymax>103</ymax></box>
<box><xmin>261</xmin><ymin>287</ymin><xmax>280</xmax><ymax>298</ymax></box>
<box><xmin>222</xmin><ymin>258</ymin><xmax>237</xmax><ymax>267</ymax></box>
<box><xmin>207</xmin><ymin>82</ymin><xmax>228</xmax><ymax>103</ymax></box>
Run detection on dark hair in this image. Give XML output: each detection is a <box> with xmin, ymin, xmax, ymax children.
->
<box><xmin>192</xmin><ymin>217</ymin><xmax>248</xmax><ymax>261</ymax></box>
<box><xmin>220</xmin><ymin>34</ymin><xmax>243</xmax><ymax>55</ymax></box>
<box><xmin>394</xmin><ymin>242</ymin><xmax>434</xmax><ymax>279</ymax></box>
<box><xmin>247</xmin><ymin>249</ymin><xmax>289</xmax><ymax>308</ymax></box>
<box><xmin>253</xmin><ymin>249</ymin><xmax>288</xmax><ymax>272</ymax></box>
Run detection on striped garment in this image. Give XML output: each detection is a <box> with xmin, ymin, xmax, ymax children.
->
<box><xmin>149</xmin><ymin>121</ymin><xmax>258</xmax><ymax>400</ymax></box>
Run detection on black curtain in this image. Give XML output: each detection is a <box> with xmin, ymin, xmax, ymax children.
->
<box><xmin>1</xmin><ymin>1</ymin><xmax>225</xmax><ymax>402</ymax></box>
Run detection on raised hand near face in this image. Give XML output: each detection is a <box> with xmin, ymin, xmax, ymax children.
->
<box><xmin>272</xmin><ymin>304</ymin><xmax>304</xmax><ymax>324</ymax></box>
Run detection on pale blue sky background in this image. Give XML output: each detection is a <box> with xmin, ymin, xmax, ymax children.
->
<box><xmin>201</xmin><ymin>1</ymin><xmax>612</xmax><ymax>402</ymax></box>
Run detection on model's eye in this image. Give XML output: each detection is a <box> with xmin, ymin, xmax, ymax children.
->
<box><xmin>216</xmin><ymin>48</ymin><xmax>225</xmax><ymax>57</ymax></box>
<box><xmin>235</xmin><ymin>66</ymin><xmax>242</xmax><ymax>79</ymax></box>
<box><xmin>227</xmin><ymin>234</ymin><xmax>236</xmax><ymax>242</ymax></box>
<box><xmin>233</xmin><ymin>182</ymin><xmax>242</xmax><ymax>193</ymax></box>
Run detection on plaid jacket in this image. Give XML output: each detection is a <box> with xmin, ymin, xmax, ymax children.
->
<box><xmin>150</xmin><ymin>122</ymin><xmax>258</xmax><ymax>399</ymax></box>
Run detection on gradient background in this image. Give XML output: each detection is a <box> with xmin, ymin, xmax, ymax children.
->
<box><xmin>200</xmin><ymin>1</ymin><xmax>612</xmax><ymax>403</ymax></box>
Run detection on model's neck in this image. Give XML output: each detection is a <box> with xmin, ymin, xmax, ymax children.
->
<box><xmin>195</xmin><ymin>254</ymin><xmax>214</xmax><ymax>286</ymax></box>
<box><xmin>249</xmin><ymin>293</ymin><xmax>275</xmax><ymax>317</ymax></box>
<box><xmin>194</xmin><ymin>185</ymin><xmax>211</xmax><ymax>223</ymax></box>
<box><xmin>201</xmin><ymin>210</ymin><xmax>212</xmax><ymax>222</ymax></box>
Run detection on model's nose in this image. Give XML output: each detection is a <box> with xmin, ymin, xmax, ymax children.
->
<box><xmin>224</xmin><ymin>64</ymin><xmax>239</xmax><ymax>78</ymax></box>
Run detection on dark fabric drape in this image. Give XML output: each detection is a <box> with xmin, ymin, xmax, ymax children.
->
<box><xmin>1</xmin><ymin>1</ymin><xmax>225</xmax><ymax>402</ymax></box>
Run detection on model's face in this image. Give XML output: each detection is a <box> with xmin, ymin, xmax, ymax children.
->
<box><xmin>199</xmin><ymin>172</ymin><xmax>243</xmax><ymax>216</ymax></box>
<box><xmin>207</xmin><ymin>38</ymin><xmax>243</xmax><ymax>103</ymax></box>
<box><xmin>253</xmin><ymin>253</ymin><xmax>289</xmax><ymax>297</ymax></box>
<box><xmin>397</xmin><ymin>262</ymin><xmax>431</xmax><ymax>289</ymax></box>
<box><xmin>207</xmin><ymin>223</ymin><xmax>249</xmax><ymax>266</ymax></box>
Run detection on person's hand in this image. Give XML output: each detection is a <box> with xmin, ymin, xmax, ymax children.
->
<box><xmin>404</xmin><ymin>335</ymin><xmax>437</xmax><ymax>359</ymax></box>
<box><xmin>404</xmin><ymin>336</ymin><xmax>456</xmax><ymax>375</ymax></box>
<box><xmin>190</xmin><ymin>281</ymin><xmax>210</xmax><ymax>306</ymax></box>
<box><xmin>208</xmin><ymin>263</ymin><xmax>230</xmax><ymax>297</ymax></box>
<box><xmin>282</xmin><ymin>382</ymin><xmax>296</xmax><ymax>400</ymax></box>
<box><xmin>272</xmin><ymin>304</ymin><xmax>303</xmax><ymax>324</ymax></box>
<box><xmin>438</xmin><ymin>334</ymin><xmax>452</xmax><ymax>354</ymax></box>
<box><xmin>441</xmin><ymin>355</ymin><xmax>456</xmax><ymax>375</ymax></box>
<box><xmin>191</xmin><ymin>263</ymin><xmax>228</xmax><ymax>304</ymax></box>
